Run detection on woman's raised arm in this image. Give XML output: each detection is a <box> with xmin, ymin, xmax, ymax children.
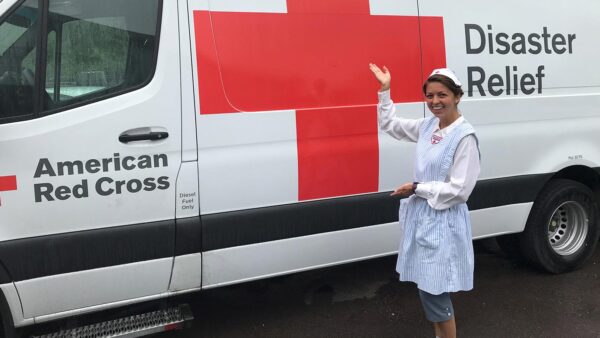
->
<box><xmin>369</xmin><ymin>63</ymin><xmax>391</xmax><ymax>92</ymax></box>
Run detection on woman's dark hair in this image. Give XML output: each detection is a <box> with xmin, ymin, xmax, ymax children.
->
<box><xmin>422</xmin><ymin>74</ymin><xmax>464</xmax><ymax>98</ymax></box>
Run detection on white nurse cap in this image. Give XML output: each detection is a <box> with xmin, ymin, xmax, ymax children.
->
<box><xmin>429</xmin><ymin>68</ymin><xmax>462</xmax><ymax>87</ymax></box>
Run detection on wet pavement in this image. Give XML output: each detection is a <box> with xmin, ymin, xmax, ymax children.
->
<box><xmin>163</xmin><ymin>239</ymin><xmax>600</xmax><ymax>338</ymax></box>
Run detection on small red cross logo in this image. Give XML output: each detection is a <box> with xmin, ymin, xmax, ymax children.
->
<box><xmin>0</xmin><ymin>175</ymin><xmax>17</xmax><ymax>206</ymax></box>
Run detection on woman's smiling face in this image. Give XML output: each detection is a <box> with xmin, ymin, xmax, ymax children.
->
<box><xmin>425</xmin><ymin>81</ymin><xmax>460</xmax><ymax>119</ymax></box>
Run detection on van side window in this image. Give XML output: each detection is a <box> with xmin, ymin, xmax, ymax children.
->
<box><xmin>0</xmin><ymin>0</ymin><xmax>38</xmax><ymax>120</ymax></box>
<box><xmin>0</xmin><ymin>0</ymin><xmax>161</xmax><ymax>123</ymax></box>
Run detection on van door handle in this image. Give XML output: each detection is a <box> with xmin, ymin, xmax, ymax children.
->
<box><xmin>119</xmin><ymin>131</ymin><xmax>169</xmax><ymax>143</ymax></box>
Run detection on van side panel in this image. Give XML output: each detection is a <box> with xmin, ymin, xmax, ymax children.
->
<box><xmin>192</xmin><ymin>0</ymin><xmax>600</xmax><ymax>287</ymax></box>
<box><xmin>190</xmin><ymin>0</ymin><xmax>443</xmax><ymax>286</ymax></box>
<box><xmin>421</xmin><ymin>0</ymin><xmax>600</xmax><ymax>236</ymax></box>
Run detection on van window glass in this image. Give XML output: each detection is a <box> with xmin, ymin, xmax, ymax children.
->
<box><xmin>44</xmin><ymin>0</ymin><xmax>160</xmax><ymax>110</ymax></box>
<box><xmin>0</xmin><ymin>0</ymin><xmax>160</xmax><ymax>122</ymax></box>
<box><xmin>0</xmin><ymin>0</ymin><xmax>38</xmax><ymax>119</ymax></box>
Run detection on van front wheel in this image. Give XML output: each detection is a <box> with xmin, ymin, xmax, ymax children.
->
<box><xmin>0</xmin><ymin>292</ymin><xmax>18</xmax><ymax>338</ymax></box>
<box><xmin>520</xmin><ymin>179</ymin><xmax>599</xmax><ymax>273</ymax></box>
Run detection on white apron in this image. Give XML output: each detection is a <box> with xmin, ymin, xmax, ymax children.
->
<box><xmin>396</xmin><ymin>116</ymin><xmax>478</xmax><ymax>295</ymax></box>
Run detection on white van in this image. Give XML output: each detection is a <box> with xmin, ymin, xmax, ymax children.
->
<box><xmin>1</xmin><ymin>0</ymin><xmax>599</xmax><ymax>336</ymax></box>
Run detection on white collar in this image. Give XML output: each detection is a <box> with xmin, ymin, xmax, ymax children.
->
<box><xmin>435</xmin><ymin>116</ymin><xmax>464</xmax><ymax>137</ymax></box>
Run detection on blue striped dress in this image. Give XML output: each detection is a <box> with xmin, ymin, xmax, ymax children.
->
<box><xmin>396</xmin><ymin>116</ymin><xmax>479</xmax><ymax>295</ymax></box>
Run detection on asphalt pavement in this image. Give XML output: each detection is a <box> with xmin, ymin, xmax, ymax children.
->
<box><xmin>162</xmin><ymin>239</ymin><xmax>600</xmax><ymax>338</ymax></box>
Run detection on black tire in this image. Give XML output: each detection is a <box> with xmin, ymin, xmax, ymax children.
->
<box><xmin>520</xmin><ymin>179</ymin><xmax>600</xmax><ymax>273</ymax></box>
<box><xmin>0</xmin><ymin>290</ymin><xmax>19</xmax><ymax>338</ymax></box>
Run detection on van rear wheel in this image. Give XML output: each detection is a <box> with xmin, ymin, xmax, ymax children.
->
<box><xmin>520</xmin><ymin>179</ymin><xmax>599</xmax><ymax>273</ymax></box>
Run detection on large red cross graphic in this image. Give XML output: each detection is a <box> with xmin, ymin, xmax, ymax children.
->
<box><xmin>194</xmin><ymin>0</ymin><xmax>446</xmax><ymax>200</ymax></box>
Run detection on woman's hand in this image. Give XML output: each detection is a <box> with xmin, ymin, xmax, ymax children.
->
<box><xmin>390</xmin><ymin>182</ymin><xmax>415</xmax><ymax>197</ymax></box>
<box><xmin>369</xmin><ymin>63</ymin><xmax>391</xmax><ymax>92</ymax></box>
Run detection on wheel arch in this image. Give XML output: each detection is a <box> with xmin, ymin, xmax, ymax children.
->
<box><xmin>0</xmin><ymin>259</ymin><xmax>24</xmax><ymax>338</ymax></box>
<box><xmin>0</xmin><ymin>261</ymin><xmax>19</xmax><ymax>337</ymax></box>
<box><xmin>550</xmin><ymin>165</ymin><xmax>600</xmax><ymax>204</ymax></box>
<box><xmin>0</xmin><ymin>288</ymin><xmax>16</xmax><ymax>337</ymax></box>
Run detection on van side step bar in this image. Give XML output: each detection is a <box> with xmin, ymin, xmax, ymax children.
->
<box><xmin>32</xmin><ymin>304</ymin><xmax>194</xmax><ymax>338</ymax></box>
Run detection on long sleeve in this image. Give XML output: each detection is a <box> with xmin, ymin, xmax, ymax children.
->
<box><xmin>377</xmin><ymin>89</ymin><xmax>423</xmax><ymax>142</ymax></box>
<box><xmin>414</xmin><ymin>135</ymin><xmax>480</xmax><ymax>210</ymax></box>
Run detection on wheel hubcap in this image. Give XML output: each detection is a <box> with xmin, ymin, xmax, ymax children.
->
<box><xmin>547</xmin><ymin>201</ymin><xmax>589</xmax><ymax>256</ymax></box>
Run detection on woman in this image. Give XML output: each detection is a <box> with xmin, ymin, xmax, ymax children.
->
<box><xmin>369</xmin><ymin>64</ymin><xmax>481</xmax><ymax>338</ymax></box>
